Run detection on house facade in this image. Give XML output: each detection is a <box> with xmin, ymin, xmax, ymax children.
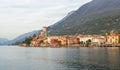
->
<box><xmin>106</xmin><ymin>30</ymin><xmax>120</xmax><ymax>44</ymax></box>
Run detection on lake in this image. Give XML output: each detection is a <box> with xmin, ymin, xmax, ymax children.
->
<box><xmin>0</xmin><ymin>46</ymin><xmax>120</xmax><ymax>70</ymax></box>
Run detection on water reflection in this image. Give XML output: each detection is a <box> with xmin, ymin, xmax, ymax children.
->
<box><xmin>0</xmin><ymin>46</ymin><xmax>120</xmax><ymax>70</ymax></box>
<box><xmin>50</xmin><ymin>48</ymin><xmax>120</xmax><ymax>70</ymax></box>
<box><xmin>107</xmin><ymin>47</ymin><xmax>120</xmax><ymax>70</ymax></box>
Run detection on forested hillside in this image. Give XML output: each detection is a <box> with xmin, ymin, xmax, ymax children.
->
<box><xmin>47</xmin><ymin>0</ymin><xmax>120</xmax><ymax>35</ymax></box>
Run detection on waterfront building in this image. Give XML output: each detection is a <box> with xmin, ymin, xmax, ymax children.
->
<box><xmin>106</xmin><ymin>30</ymin><xmax>120</xmax><ymax>44</ymax></box>
<box><xmin>77</xmin><ymin>35</ymin><xmax>106</xmax><ymax>46</ymax></box>
<box><xmin>92</xmin><ymin>35</ymin><xmax>106</xmax><ymax>45</ymax></box>
<box><xmin>47</xmin><ymin>36</ymin><xmax>60</xmax><ymax>47</ymax></box>
<box><xmin>78</xmin><ymin>35</ymin><xmax>93</xmax><ymax>43</ymax></box>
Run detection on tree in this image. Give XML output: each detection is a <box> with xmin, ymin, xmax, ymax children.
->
<box><xmin>86</xmin><ymin>39</ymin><xmax>92</xmax><ymax>47</ymax></box>
<box><xmin>23</xmin><ymin>37</ymin><xmax>33</xmax><ymax>45</ymax></box>
<box><xmin>117</xmin><ymin>30</ymin><xmax>120</xmax><ymax>34</ymax></box>
<box><xmin>80</xmin><ymin>41</ymin><xmax>84</xmax><ymax>44</ymax></box>
<box><xmin>33</xmin><ymin>34</ymin><xmax>36</xmax><ymax>37</ymax></box>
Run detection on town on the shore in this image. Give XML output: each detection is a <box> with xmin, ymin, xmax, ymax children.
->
<box><xmin>19</xmin><ymin>26</ymin><xmax>120</xmax><ymax>47</ymax></box>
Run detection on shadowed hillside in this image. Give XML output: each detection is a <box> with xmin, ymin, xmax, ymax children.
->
<box><xmin>48</xmin><ymin>0</ymin><xmax>120</xmax><ymax>35</ymax></box>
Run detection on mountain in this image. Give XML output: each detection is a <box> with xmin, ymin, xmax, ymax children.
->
<box><xmin>48</xmin><ymin>0</ymin><xmax>120</xmax><ymax>35</ymax></box>
<box><xmin>5</xmin><ymin>30</ymin><xmax>41</xmax><ymax>45</ymax></box>
<box><xmin>0</xmin><ymin>38</ymin><xmax>8</xmax><ymax>45</ymax></box>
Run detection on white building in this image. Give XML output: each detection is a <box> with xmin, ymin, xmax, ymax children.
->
<box><xmin>78</xmin><ymin>35</ymin><xmax>93</xmax><ymax>43</ymax></box>
<box><xmin>78</xmin><ymin>35</ymin><xmax>106</xmax><ymax>45</ymax></box>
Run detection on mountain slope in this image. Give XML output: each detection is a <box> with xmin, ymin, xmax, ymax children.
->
<box><xmin>48</xmin><ymin>0</ymin><xmax>120</xmax><ymax>35</ymax></box>
<box><xmin>5</xmin><ymin>30</ymin><xmax>41</xmax><ymax>45</ymax></box>
<box><xmin>72</xmin><ymin>15</ymin><xmax>120</xmax><ymax>34</ymax></box>
<box><xmin>0</xmin><ymin>38</ymin><xmax>8</xmax><ymax>45</ymax></box>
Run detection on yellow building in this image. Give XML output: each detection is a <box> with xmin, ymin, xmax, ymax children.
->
<box><xmin>106</xmin><ymin>30</ymin><xmax>120</xmax><ymax>44</ymax></box>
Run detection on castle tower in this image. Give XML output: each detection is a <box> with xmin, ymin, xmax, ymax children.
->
<box><xmin>42</xmin><ymin>26</ymin><xmax>47</xmax><ymax>32</ymax></box>
<box><xmin>40</xmin><ymin>26</ymin><xmax>47</xmax><ymax>37</ymax></box>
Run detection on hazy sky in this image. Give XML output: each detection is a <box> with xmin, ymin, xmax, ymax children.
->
<box><xmin>0</xmin><ymin>0</ymin><xmax>92</xmax><ymax>40</ymax></box>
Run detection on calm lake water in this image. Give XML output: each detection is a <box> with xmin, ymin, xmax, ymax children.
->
<box><xmin>0</xmin><ymin>46</ymin><xmax>120</xmax><ymax>70</ymax></box>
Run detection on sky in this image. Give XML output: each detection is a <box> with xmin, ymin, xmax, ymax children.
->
<box><xmin>0</xmin><ymin>0</ymin><xmax>92</xmax><ymax>40</ymax></box>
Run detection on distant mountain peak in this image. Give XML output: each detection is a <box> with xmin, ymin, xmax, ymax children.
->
<box><xmin>0</xmin><ymin>38</ymin><xmax>8</xmax><ymax>45</ymax></box>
